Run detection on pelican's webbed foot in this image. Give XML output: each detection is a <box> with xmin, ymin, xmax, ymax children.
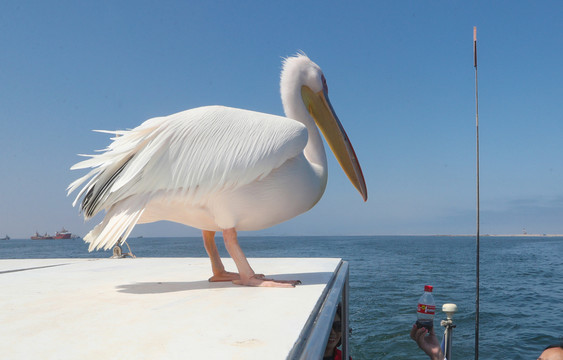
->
<box><xmin>233</xmin><ymin>274</ymin><xmax>301</xmax><ymax>288</ymax></box>
<box><xmin>208</xmin><ymin>271</ymin><xmax>240</xmax><ymax>282</ymax></box>
<box><xmin>220</xmin><ymin>228</ymin><xmax>301</xmax><ymax>288</ymax></box>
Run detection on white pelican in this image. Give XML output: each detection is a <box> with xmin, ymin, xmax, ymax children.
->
<box><xmin>68</xmin><ymin>53</ymin><xmax>367</xmax><ymax>287</ymax></box>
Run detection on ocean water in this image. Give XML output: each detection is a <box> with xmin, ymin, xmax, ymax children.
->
<box><xmin>2</xmin><ymin>235</ymin><xmax>562</xmax><ymax>359</ymax></box>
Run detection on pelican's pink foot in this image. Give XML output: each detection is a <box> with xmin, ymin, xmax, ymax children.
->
<box><xmin>221</xmin><ymin>228</ymin><xmax>300</xmax><ymax>288</ymax></box>
<box><xmin>233</xmin><ymin>274</ymin><xmax>301</xmax><ymax>288</ymax></box>
<box><xmin>208</xmin><ymin>271</ymin><xmax>240</xmax><ymax>282</ymax></box>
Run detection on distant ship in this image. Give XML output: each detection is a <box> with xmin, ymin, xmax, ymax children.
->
<box><xmin>31</xmin><ymin>232</ymin><xmax>54</xmax><ymax>240</ymax></box>
<box><xmin>31</xmin><ymin>228</ymin><xmax>75</xmax><ymax>240</ymax></box>
<box><xmin>54</xmin><ymin>228</ymin><xmax>72</xmax><ymax>239</ymax></box>
<box><xmin>0</xmin><ymin>235</ymin><xmax>10</xmax><ymax>241</ymax></box>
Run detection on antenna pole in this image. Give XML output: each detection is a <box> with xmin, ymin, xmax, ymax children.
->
<box><xmin>473</xmin><ymin>26</ymin><xmax>480</xmax><ymax>360</ymax></box>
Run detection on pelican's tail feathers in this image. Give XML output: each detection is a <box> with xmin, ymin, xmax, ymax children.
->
<box><xmin>69</xmin><ymin>120</ymin><xmax>166</xmax><ymax>220</ymax></box>
<box><xmin>84</xmin><ymin>197</ymin><xmax>146</xmax><ymax>252</ymax></box>
<box><xmin>80</xmin><ymin>156</ymin><xmax>134</xmax><ymax>219</ymax></box>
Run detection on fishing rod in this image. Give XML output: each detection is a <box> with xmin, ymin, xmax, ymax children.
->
<box><xmin>473</xmin><ymin>26</ymin><xmax>480</xmax><ymax>360</ymax></box>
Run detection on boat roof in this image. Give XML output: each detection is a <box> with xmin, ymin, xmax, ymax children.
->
<box><xmin>0</xmin><ymin>257</ymin><xmax>345</xmax><ymax>359</ymax></box>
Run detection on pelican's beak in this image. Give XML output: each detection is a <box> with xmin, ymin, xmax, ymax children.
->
<box><xmin>301</xmin><ymin>85</ymin><xmax>368</xmax><ymax>201</ymax></box>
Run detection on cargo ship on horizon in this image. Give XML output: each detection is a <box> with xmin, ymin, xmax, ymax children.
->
<box><xmin>31</xmin><ymin>232</ymin><xmax>54</xmax><ymax>240</ymax></box>
<box><xmin>54</xmin><ymin>228</ymin><xmax>72</xmax><ymax>239</ymax></box>
<box><xmin>31</xmin><ymin>228</ymin><xmax>74</xmax><ymax>240</ymax></box>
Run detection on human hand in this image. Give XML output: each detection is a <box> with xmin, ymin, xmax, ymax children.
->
<box><xmin>410</xmin><ymin>324</ymin><xmax>444</xmax><ymax>360</ymax></box>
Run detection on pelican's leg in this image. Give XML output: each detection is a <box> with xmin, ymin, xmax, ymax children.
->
<box><xmin>222</xmin><ymin>228</ymin><xmax>301</xmax><ymax>288</ymax></box>
<box><xmin>202</xmin><ymin>230</ymin><xmax>240</xmax><ymax>282</ymax></box>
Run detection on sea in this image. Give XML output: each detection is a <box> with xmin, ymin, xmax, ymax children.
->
<box><xmin>2</xmin><ymin>235</ymin><xmax>562</xmax><ymax>360</ymax></box>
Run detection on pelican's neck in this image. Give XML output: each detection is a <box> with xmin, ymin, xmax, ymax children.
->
<box><xmin>282</xmin><ymin>91</ymin><xmax>328</xmax><ymax>170</ymax></box>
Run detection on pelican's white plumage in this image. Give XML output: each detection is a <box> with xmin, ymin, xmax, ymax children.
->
<box><xmin>69</xmin><ymin>53</ymin><xmax>366</xmax><ymax>287</ymax></box>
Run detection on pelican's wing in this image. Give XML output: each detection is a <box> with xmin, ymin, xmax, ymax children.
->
<box><xmin>68</xmin><ymin>105</ymin><xmax>308</xmax><ymax>220</ymax></box>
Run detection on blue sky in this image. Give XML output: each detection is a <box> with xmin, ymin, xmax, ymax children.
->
<box><xmin>1</xmin><ymin>1</ymin><xmax>562</xmax><ymax>238</ymax></box>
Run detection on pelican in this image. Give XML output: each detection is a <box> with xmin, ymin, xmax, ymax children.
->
<box><xmin>68</xmin><ymin>53</ymin><xmax>367</xmax><ymax>287</ymax></box>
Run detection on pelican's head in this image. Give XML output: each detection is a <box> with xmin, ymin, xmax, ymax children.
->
<box><xmin>281</xmin><ymin>53</ymin><xmax>368</xmax><ymax>201</ymax></box>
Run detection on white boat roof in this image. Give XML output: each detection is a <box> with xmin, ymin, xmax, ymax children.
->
<box><xmin>0</xmin><ymin>257</ymin><xmax>343</xmax><ymax>360</ymax></box>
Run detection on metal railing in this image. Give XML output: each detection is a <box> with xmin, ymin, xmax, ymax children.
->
<box><xmin>287</xmin><ymin>260</ymin><xmax>350</xmax><ymax>360</ymax></box>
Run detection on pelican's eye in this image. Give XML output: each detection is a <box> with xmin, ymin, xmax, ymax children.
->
<box><xmin>321</xmin><ymin>74</ymin><xmax>328</xmax><ymax>94</ymax></box>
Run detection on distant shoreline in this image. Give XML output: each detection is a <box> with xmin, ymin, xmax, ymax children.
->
<box><xmin>433</xmin><ymin>234</ymin><xmax>563</xmax><ymax>237</ymax></box>
<box><xmin>4</xmin><ymin>234</ymin><xmax>563</xmax><ymax>240</ymax></box>
<box><xmin>484</xmin><ymin>234</ymin><xmax>563</xmax><ymax>237</ymax></box>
